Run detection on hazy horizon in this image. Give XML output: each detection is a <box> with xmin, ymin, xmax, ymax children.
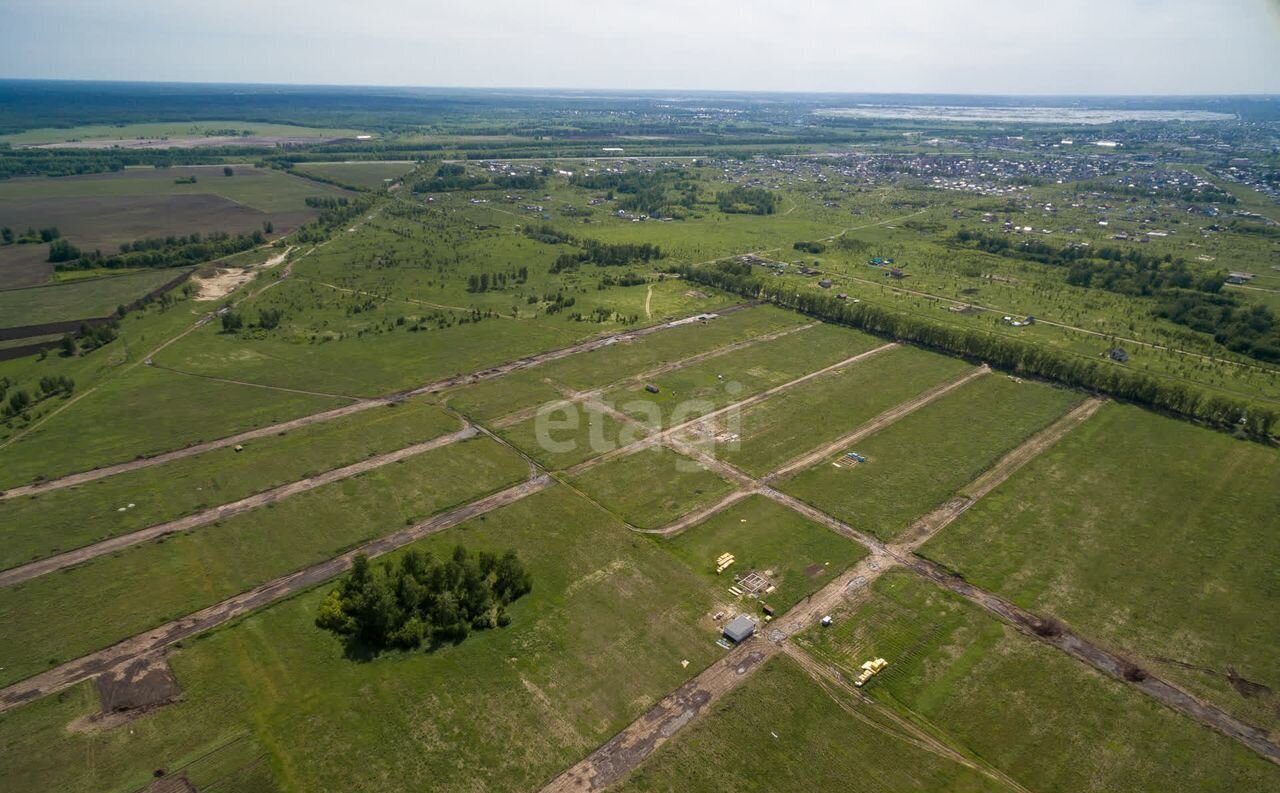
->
<box><xmin>3</xmin><ymin>0</ymin><xmax>1279</xmax><ymax>95</ymax></box>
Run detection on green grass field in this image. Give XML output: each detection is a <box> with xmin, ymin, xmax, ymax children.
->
<box><xmin>0</xmin><ymin>166</ymin><xmax>347</xmax><ymax>214</ymax></box>
<box><xmin>293</xmin><ymin>161</ymin><xmax>417</xmax><ymax>190</ymax></box>
<box><xmin>794</xmin><ymin>571</ymin><xmax>1280</xmax><ymax>792</ymax></box>
<box><xmin>616</xmin><ymin>653</ymin><xmax>1003</xmax><ymax>792</ymax></box>
<box><xmin>921</xmin><ymin>403</ymin><xmax>1280</xmax><ymax>732</ymax></box>
<box><xmin>0</xmin><ymin>364</ymin><xmax>348</xmax><ymax>491</ymax></box>
<box><xmin>0</xmin><ymin>122</ymin><xmax>368</xmax><ymax>146</ymax></box>
<box><xmin>444</xmin><ymin>306</ymin><xmax>806</xmax><ymax>422</ymax></box>
<box><xmin>0</xmin><ymin>485</ymin><xmax>727</xmax><ymax>793</ymax></box>
<box><xmin>0</xmin><ymin>435</ymin><xmax>527</xmax><ymax>686</ymax></box>
<box><xmin>659</xmin><ymin>494</ymin><xmax>867</xmax><ymax>613</ymax></box>
<box><xmin>568</xmin><ymin>446</ymin><xmax>736</xmax><ymax>529</ymax></box>
<box><xmin>604</xmin><ymin>322</ymin><xmax>883</xmax><ymax>427</ymax></box>
<box><xmin>0</xmin><ymin>398</ymin><xmax>459</xmax><ymax>570</ymax></box>
<box><xmin>781</xmin><ymin>374</ymin><xmax>1082</xmax><ymax>540</ymax></box>
<box><xmin>0</xmin><ymin>268</ymin><xmax>189</xmax><ymax>328</ymax></box>
<box><xmin>720</xmin><ymin>344</ymin><xmax>973</xmax><ymax>476</ymax></box>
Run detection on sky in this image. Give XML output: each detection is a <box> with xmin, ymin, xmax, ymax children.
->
<box><xmin>2</xmin><ymin>0</ymin><xmax>1278</xmax><ymax>95</ymax></box>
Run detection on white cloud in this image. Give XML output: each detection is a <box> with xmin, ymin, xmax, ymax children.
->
<box><xmin>1</xmin><ymin>0</ymin><xmax>1277</xmax><ymax>93</ymax></box>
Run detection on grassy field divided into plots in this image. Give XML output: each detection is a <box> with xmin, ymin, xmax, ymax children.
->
<box><xmin>0</xmin><ymin>398</ymin><xmax>460</xmax><ymax>570</ymax></box>
<box><xmin>604</xmin><ymin>322</ymin><xmax>884</xmax><ymax>427</ymax></box>
<box><xmin>719</xmin><ymin>344</ymin><xmax>973</xmax><ymax>476</ymax></box>
<box><xmin>0</xmin><ymin>435</ymin><xmax>527</xmax><ymax>687</ymax></box>
<box><xmin>0</xmin><ymin>486</ymin><xmax>728</xmax><ymax>793</ymax></box>
<box><xmin>0</xmin><ymin>364</ymin><xmax>348</xmax><ymax>491</ymax></box>
<box><xmin>921</xmin><ymin>402</ymin><xmax>1280</xmax><ymax>732</ymax></box>
<box><xmin>794</xmin><ymin>571</ymin><xmax>1280</xmax><ymax>793</ymax></box>
<box><xmin>616</xmin><ymin>653</ymin><xmax>1002</xmax><ymax>792</ymax></box>
<box><xmin>660</xmin><ymin>494</ymin><xmax>867</xmax><ymax>613</ymax></box>
<box><xmin>445</xmin><ymin>306</ymin><xmax>807</xmax><ymax>422</ymax></box>
<box><xmin>567</xmin><ymin>446</ymin><xmax>737</xmax><ymax>529</ymax></box>
<box><xmin>781</xmin><ymin>374</ymin><xmax>1082</xmax><ymax>541</ymax></box>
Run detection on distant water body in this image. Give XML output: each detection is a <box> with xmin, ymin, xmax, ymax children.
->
<box><xmin>816</xmin><ymin>105</ymin><xmax>1236</xmax><ymax>124</ymax></box>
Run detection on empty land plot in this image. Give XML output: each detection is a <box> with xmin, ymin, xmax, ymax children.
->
<box><xmin>153</xmin><ymin>280</ymin><xmax>586</xmax><ymax>397</ymax></box>
<box><xmin>445</xmin><ymin>306</ymin><xmax>806</xmax><ymax>422</ymax></box>
<box><xmin>0</xmin><ymin>194</ymin><xmax>284</xmax><ymax>258</ymax></box>
<box><xmin>545</xmin><ymin>306</ymin><xmax>808</xmax><ymax>393</ymax></box>
<box><xmin>0</xmin><ymin>244</ymin><xmax>53</xmax><ymax>289</ymax></box>
<box><xmin>293</xmin><ymin>161</ymin><xmax>417</xmax><ymax>190</ymax></box>
<box><xmin>661</xmin><ymin>495</ymin><xmax>867</xmax><ymax>612</ymax></box>
<box><xmin>0</xmin><ymin>399</ymin><xmax>459</xmax><ymax>571</ymax></box>
<box><xmin>795</xmin><ymin>571</ymin><xmax>1280</xmax><ymax>792</ymax></box>
<box><xmin>0</xmin><ymin>365</ymin><xmax>348</xmax><ymax>491</ymax></box>
<box><xmin>567</xmin><ymin>446</ymin><xmax>737</xmax><ymax>529</ymax></box>
<box><xmin>781</xmin><ymin>375</ymin><xmax>1082</xmax><ymax>541</ymax></box>
<box><xmin>0</xmin><ymin>435</ymin><xmax>528</xmax><ymax>687</ymax></box>
<box><xmin>0</xmin><ymin>167</ymin><xmax>348</xmax><ymax>215</ymax></box>
<box><xmin>921</xmin><ymin>403</ymin><xmax>1280</xmax><ymax>732</ymax></box>
<box><xmin>498</xmin><ymin>406</ymin><xmax>642</xmax><ymax>471</ymax></box>
<box><xmin>604</xmin><ymin>322</ymin><xmax>884</xmax><ymax>428</ymax></box>
<box><xmin>0</xmin><ymin>121</ymin><xmax>367</xmax><ymax>147</ymax></box>
<box><xmin>0</xmin><ymin>486</ymin><xmax>726</xmax><ymax>793</ymax></box>
<box><xmin>718</xmin><ymin>345</ymin><xmax>972</xmax><ymax>476</ymax></box>
<box><xmin>0</xmin><ymin>268</ymin><xmax>189</xmax><ymax>328</ymax></box>
<box><xmin>615</xmin><ymin>653</ymin><xmax>1001</xmax><ymax>793</ymax></box>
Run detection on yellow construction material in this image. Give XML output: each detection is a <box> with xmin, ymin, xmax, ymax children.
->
<box><xmin>854</xmin><ymin>657</ymin><xmax>889</xmax><ymax>687</ymax></box>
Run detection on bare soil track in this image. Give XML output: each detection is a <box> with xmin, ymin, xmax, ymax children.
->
<box><xmin>0</xmin><ymin>304</ymin><xmax>754</xmax><ymax>502</ymax></box>
<box><xmin>0</xmin><ymin>427</ymin><xmax>477</xmax><ymax>587</ymax></box>
<box><xmin>539</xmin><ymin>390</ymin><xmax>1280</xmax><ymax>788</ymax></box>
<box><xmin>0</xmin><ymin>475</ymin><xmax>552</xmax><ymax>713</ymax></box>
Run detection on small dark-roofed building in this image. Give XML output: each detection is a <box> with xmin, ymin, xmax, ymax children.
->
<box><xmin>723</xmin><ymin>614</ymin><xmax>756</xmax><ymax>643</ymax></box>
<box><xmin>818</xmin><ymin>279</ymin><xmax>833</xmax><ymax>289</ymax></box>
<box><xmin>1227</xmin><ymin>272</ymin><xmax>1255</xmax><ymax>285</ymax></box>
<box><xmin>1109</xmin><ymin>347</ymin><xmax>1129</xmax><ymax>363</ymax></box>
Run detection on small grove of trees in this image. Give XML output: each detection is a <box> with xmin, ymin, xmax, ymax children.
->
<box><xmin>3</xmin><ymin>226</ymin><xmax>60</xmax><ymax>245</ymax></box>
<box><xmin>48</xmin><ymin>238</ymin><xmax>82</xmax><ymax>263</ymax></box>
<box><xmin>793</xmin><ymin>241</ymin><xmax>827</xmax><ymax>254</ymax></box>
<box><xmin>550</xmin><ymin>240</ymin><xmax>663</xmax><ymax>273</ymax></box>
<box><xmin>60</xmin><ymin>321</ymin><xmax>118</xmax><ymax>355</ymax></box>
<box><xmin>316</xmin><ymin>546</ymin><xmax>532</xmax><ymax>651</ymax></box>
<box><xmin>221</xmin><ymin>311</ymin><xmax>243</xmax><ymax>333</ymax></box>
<box><xmin>466</xmin><ymin>267</ymin><xmax>528</xmax><ymax>293</ymax></box>
<box><xmin>0</xmin><ymin>375</ymin><xmax>74</xmax><ymax>419</ymax></box>
<box><xmin>716</xmin><ymin>186</ymin><xmax>780</xmax><ymax>215</ymax></box>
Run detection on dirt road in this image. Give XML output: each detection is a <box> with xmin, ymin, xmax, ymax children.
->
<box><xmin>0</xmin><ymin>474</ymin><xmax>552</xmax><ymax>714</ymax></box>
<box><xmin>0</xmin><ymin>305</ymin><xmax>754</xmax><ymax>502</ymax></box>
<box><xmin>541</xmin><ymin>643</ymin><xmax>780</xmax><ymax>792</ymax></box>
<box><xmin>549</xmin><ymin>390</ymin><xmax>1276</xmax><ymax>786</ymax></box>
<box><xmin>761</xmin><ymin>365</ymin><xmax>990</xmax><ymax>483</ymax></box>
<box><xmin>490</xmin><ymin>322</ymin><xmax>816</xmax><ymax>430</ymax></box>
<box><xmin>0</xmin><ymin>427</ymin><xmax>478</xmax><ymax>588</ymax></box>
<box><xmin>891</xmin><ymin>396</ymin><xmax>1104</xmax><ymax>550</ymax></box>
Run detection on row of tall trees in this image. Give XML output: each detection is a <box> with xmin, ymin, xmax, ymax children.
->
<box><xmin>675</xmin><ymin>262</ymin><xmax>1277</xmax><ymax>439</ymax></box>
<box><xmin>316</xmin><ymin>546</ymin><xmax>533</xmax><ymax>651</ymax></box>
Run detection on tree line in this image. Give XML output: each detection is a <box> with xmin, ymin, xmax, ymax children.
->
<box><xmin>52</xmin><ymin>230</ymin><xmax>266</xmax><ymax>269</ymax></box>
<box><xmin>467</xmin><ymin>266</ymin><xmax>529</xmax><ymax>293</ymax></box>
<box><xmin>550</xmin><ymin>239</ymin><xmax>663</xmax><ymax>273</ymax></box>
<box><xmin>316</xmin><ymin>546</ymin><xmax>532</xmax><ymax>652</ymax></box>
<box><xmin>674</xmin><ymin>261</ymin><xmax>1277</xmax><ymax>439</ymax></box>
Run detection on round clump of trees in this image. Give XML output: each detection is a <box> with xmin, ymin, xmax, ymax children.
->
<box><xmin>316</xmin><ymin>546</ymin><xmax>532</xmax><ymax>652</ymax></box>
